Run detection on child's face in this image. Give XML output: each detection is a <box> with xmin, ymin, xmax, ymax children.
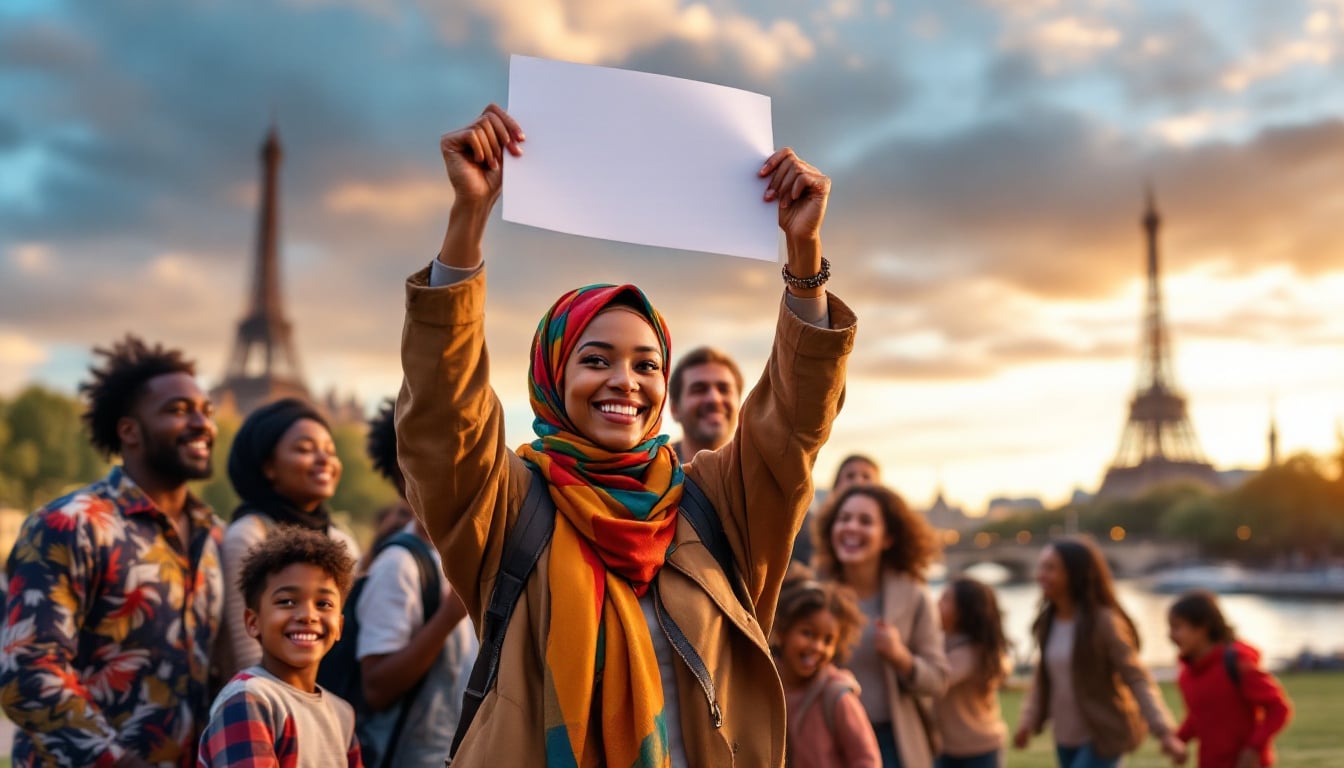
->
<box><xmin>776</xmin><ymin>609</ymin><xmax>840</xmax><ymax>687</ymax></box>
<box><xmin>938</xmin><ymin>587</ymin><xmax>957</xmax><ymax>633</ymax></box>
<box><xmin>245</xmin><ymin>563</ymin><xmax>343</xmax><ymax>690</ymax></box>
<box><xmin>1168</xmin><ymin>614</ymin><xmax>1212</xmax><ymax>660</ymax></box>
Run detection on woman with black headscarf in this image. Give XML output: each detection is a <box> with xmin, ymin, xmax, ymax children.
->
<box><xmin>214</xmin><ymin>397</ymin><xmax>361</xmax><ymax>679</ymax></box>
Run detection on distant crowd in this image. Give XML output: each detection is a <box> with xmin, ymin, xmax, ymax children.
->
<box><xmin>0</xmin><ymin>101</ymin><xmax>1293</xmax><ymax>768</ymax></box>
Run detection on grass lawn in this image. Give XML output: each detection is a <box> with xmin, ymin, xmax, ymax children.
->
<box><xmin>1000</xmin><ymin>672</ymin><xmax>1344</xmax><ymax>767</ymax></box>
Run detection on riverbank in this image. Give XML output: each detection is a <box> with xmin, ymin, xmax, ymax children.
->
<box><xmin>1001</xmin><ymin>672</ymin><xmax>1344</xmax><ymax>767</ymax></box>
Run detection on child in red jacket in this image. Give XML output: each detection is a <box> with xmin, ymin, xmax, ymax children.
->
<box><xmin>1167</xmin><ymin>590</ymin><xmax>1291</xmax><ymax>768</ymax></box>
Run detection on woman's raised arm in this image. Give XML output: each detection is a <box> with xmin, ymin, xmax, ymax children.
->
<box><xmin>436</xmin><ymin>103</ymin><xmax>525</xmax><ymax>269</ymax></box>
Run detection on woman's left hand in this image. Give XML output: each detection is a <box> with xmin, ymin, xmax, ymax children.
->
<box><xmin>760</xmin><ymin>148</ymin><xmax>830</xmax><ymax>243</ymax></box>
<box><xmin>874</xmin><ymin>619</ymin><xmax>915</xmax><ymax>676</ymax></box>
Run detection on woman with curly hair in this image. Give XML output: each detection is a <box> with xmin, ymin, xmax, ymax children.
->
<box><xmin>813</xmin><ymin>483</ymin><xmax>948</xmax><ymax>768</ymax></box>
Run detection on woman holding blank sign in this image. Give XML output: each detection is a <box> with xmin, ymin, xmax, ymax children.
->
<box><xmin>396</xmin><ymin>102</ymin><xmax>856</xmax><ymax>767</ymax></box>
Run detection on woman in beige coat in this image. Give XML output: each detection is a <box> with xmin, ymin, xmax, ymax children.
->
<box><xmin>814</xmin><ymin>483</ymin><xmax>949</xmax><ymax>767</ymax></box>
<box><xmin>1014</xmin><ymin>536</ymin><xmax>1183</xmax><ymax>767</ymax></box>
<box><xmin>397</xmin><ymin>104</ymin><xmax>857</xmax><ymax>768</ymax></box>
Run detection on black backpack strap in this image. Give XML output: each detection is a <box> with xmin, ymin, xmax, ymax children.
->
<box><xmin>679</xmin><ymin>476</ymin><xmax>752</xmax><ymax>612</ymax></box>
<box><xmin>372</xmin><ymin>531</ymin><xmax>444</xmax><ymax>768</ymax></box>
<box><xmin>383</xmin><ymin>531</ymin><xmax>443</xmax><ymax>619</ymax></box>
<box><xmin>1224</xmin><ymin>643</ymin><xmax>1242</xmax><ymax>690</ymax></box>
<box><xmin>448</xmin><ymin>462</ymin><xmax>555</xmax><ymax>763</ymax></box>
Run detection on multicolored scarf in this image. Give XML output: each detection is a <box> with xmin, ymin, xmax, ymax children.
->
<box><xmin>515</xmin><ymin>283</ymin><xmax>684</xmax><ymax>768</ymax></box>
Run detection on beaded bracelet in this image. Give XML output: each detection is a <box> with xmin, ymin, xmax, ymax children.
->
<box><xmin>781</xmin><ymin>257</ymin><xmax>831</xmax><ymax>290</ymax></box>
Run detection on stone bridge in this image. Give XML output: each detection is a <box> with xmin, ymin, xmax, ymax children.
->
<box><xmin>941</xmin><ymin>538</ymin><xmax>1194</xmax><ymax>582</ymax></box>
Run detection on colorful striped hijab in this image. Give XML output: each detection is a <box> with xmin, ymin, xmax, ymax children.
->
<box><xmin>515</xmin><ymin>283</ymin><xmax>684</xmax><ymax>768</ymax></box>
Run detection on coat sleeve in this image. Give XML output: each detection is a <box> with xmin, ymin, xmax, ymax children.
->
<box><xmin>1101</xmin><ymin>609</ymin><xmax>1174</xmax><ymax>738</ymax></box>
<box><xmin>1018</xmin><ymin>649</ymin><xmax>1046</xmax><ymax>734</ymax></box>
<box><xmin>686</xmin><ymin>292</ymin><xmax>856</xmax><ymax>633</ymax></box>
<box><xmin>943</xmin><ymin>643</ymin><xmax>976</xmax><ymax>688</ymax></box>
<box><xmin>902</xmin><ymin>586</ymin><xmax>950</xmax><ymax>697</ymax></box>
<box><xmin>0</xmin><ymin>511</ymin><xmax>126</xmax><ymax>768</ymax></box>
<box><xmin>1235</xmin><ymin>648</ymin><xmax>1291</xmax><ymax>750</ymax></box>
<box><xmin>396</xmin><ymin>265</ymin><xmax>523</xmax><ymax>627</ymax></box>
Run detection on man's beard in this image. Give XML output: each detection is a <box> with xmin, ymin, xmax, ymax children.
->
<box><xmin>689</xmin><ymin>409</ymin><xmax>734</xmax><ymax>448</ymax></box>
<box><xmin>143</xmin><ymin>428</ymin><xmax>214</xmax><ymax>483</ymax></box>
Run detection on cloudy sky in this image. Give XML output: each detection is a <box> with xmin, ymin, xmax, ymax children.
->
<box><xmin>4</xmin><ymin>0</ymin><xmax>1344</xmax><ymax>512</ymax></box>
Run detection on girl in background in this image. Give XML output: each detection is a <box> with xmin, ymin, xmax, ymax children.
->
<box><xmin>814</xmin><ymin>484</ymin><xmax>948</xmax><ymax>768</ymax></box>
<box><xmin>936</xmin><ymin>577</ymin><xmax>1010</xmax><ymax>768</ymax></box>
<box><xmin>1168</xmin><ymin>590</ymin><xmax>1291</xmax><ymax>768</ymax></box>
<box><xmin>1014</xmin><ymin>537</ymin><xmax>1183</xmax><ymax>768</ymax></box>
<box><xmin>773</xmin><ymin>569</ymin><xmax>880</xmax><ymax>768</ymax></box>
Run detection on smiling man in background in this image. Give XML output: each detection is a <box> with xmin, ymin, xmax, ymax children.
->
<box><xmin>669</xmin><ymin>346</ymin><xmax>744</xmax><ymax>462</ymax></box>
<box><xmin>0</xmin><ymin>335</ymin><xmax>225</xmax><ymax>768</ymax></box>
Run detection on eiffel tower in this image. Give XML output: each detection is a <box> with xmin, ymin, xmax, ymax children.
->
<box><xmin>1096</xmin><ymin>189</ymin><xmax>1219</xmax><ymax>499</ymax></box>
<box><xmin>212</xmin><ymin>125</ymin><xmax>311</xmax><ymax>417</ymax></box>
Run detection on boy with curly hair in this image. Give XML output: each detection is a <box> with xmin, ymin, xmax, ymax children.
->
<box><xmin>199</xmin><ymin>528</ymin><xmax>363</xmax><ymax>767</ymax></box>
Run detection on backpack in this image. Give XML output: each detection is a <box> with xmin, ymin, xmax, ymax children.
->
<box><xmin>316</xmin><ymin>530</ymin><xmax>442</xmax><ymax>768</ymax></box>
<box><xmin>447</xmin><ymin>462</ymin><xmax>749</xmax><ymax>763</ymax></box>
<box><xmin>1223</xmin><ymin>643</ymin><xmax>1242</xmax><ymax>689</ymax></box>
<box><xmin>785</xmin><ymin>674</ymin><xmax>858</xmax><ymax>767</ymax></box>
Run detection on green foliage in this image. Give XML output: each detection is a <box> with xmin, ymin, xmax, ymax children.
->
<box><xmin>326</xmin><ymin>420</ymin><xmax>399</xmax><ymax>531</ymax></box>
<box><xmin>0</xmin><ymin>386</ymin><xmax>108</xmax><ymax>510</ymax></box>
<box><xmin>193</xmin><ymin>412</ymin><xmax>242</xmax><ymax>517</ymax></box>
<box><xmin>971</xmin><ymin>451</ymin><xmax>1344</xmax><ymax>561</ymax></box>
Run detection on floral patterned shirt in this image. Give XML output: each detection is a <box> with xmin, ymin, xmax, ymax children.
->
<box><xmin>1</xmin><ymin>466</ymin><xmax>225</xmax><ymax>768</ymax></box>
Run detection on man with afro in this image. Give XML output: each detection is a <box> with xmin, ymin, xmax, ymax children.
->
<box><xmin>1</xmin><ymin>335</ymin><xmax>226</xmax><ymax>768</ymax></box>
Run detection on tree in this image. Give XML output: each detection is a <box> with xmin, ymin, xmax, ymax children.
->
<box><xmin>0</xmin><ymin>386</ymin><xmax>107</xmax><ymax>510</ymax></box>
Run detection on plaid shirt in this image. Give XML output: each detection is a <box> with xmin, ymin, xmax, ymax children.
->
<box><xmin>198</xmin><ymin>669</ymin><xmax>363</xmax><ymax>768</ymax></box>
<box><xmin>1</xmin><ymin>466</ymin><xmax>225</xmax><ymax>768</ymax></box>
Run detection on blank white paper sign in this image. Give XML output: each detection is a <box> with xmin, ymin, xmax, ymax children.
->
<box><xmin>503</xmin><ymin>55</ymin><xmax>778</xmax><ymax>262</ymax></box>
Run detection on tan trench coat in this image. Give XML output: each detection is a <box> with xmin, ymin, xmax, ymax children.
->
<box><xmin>396</xmin><ymin>266</ymin><xmax>856</xmax><ymax>767</ymax></box>
<box><xmin>873</xmin><ymin>569</ymin><xmax>949</xmax><ymax>768</ymax></box>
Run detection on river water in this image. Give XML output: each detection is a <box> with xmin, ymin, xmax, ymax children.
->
<box><xmin>977</xmin><ymin>574</ymin><xmax>1344</xmax><ymax>673</ymax></box>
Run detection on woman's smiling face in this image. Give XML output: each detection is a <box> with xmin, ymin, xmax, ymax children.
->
<box><xmin>830</xmin><ymin>492</ymin><xmax>892</xmax><ymax>570</ymax></box>
<box><xmin>562</xmin><ymin>307</ymin><xmax>667</xmax><ymax>451</ymax></box>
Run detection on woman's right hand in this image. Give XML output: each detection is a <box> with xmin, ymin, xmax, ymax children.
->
<box><xmin>440</xmin><ymin>103</ymin><xmax>525</xmax><ymax>209</ymax></box>
<box><xmin>1012</xmin><ymin>724</ymin><xmax>1031</xmax><ymax>749</ymax></box>
<box><xmin>437</xmin><ymin>104</ymin><xmax>525</xmax><ymax>267</ymax></box>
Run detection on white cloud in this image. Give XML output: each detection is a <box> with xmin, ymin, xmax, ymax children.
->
<box><xmin>1220</xmin><ymin>12</ymin><xmax>1336</xmax><ymax>92</ymax></box>
<box><xmin>9</xmin><ymin>243</ymin><xmax>52</xmax><ymax>275</ymax></box>
<box><xmin>1149</xmin><ymin>109</ymin><xmax>1244</xmax><ymax>146</ymax></box>
<box><xmin>146</xmin><ymin>253</ymin><xmax>194</xmax><ymax>285</ymax></box>
<box><xmin>453</xmin><ymin>0</ymin><xmax>814</xmax><ymax>76</ymax></box>
<box><xmin>323</xmin><ymin>178</ymin><xmax>455</xmax><ymax>224</ymax></box>
<box><xmin>0</xmin><ymin>332</ymin><xmax>49</xmax><ymax>392</ymax></box>
<box><xmin>1022</xmin><ymin>16</ymin><xmax>1121</xmax><ymax>67</ymax></box>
